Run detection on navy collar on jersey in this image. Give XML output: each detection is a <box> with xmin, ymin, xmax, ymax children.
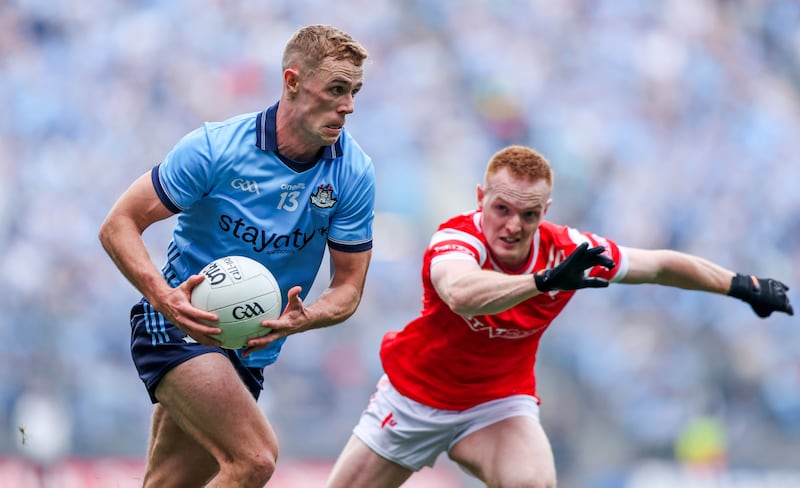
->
<box><xmin>255</xmin><ymin>101</ymin><xmax>343</xmax><ymax>160</ymax></box>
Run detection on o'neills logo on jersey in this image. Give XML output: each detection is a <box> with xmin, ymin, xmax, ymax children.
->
<box><xmin>218</xmin><ymin>214</ymin><xmax>325</xmax><ymax>254</ymax></box>
<box><xmin>310</xmin><ymin>184</ymin><xmax>337</xmax><ymax>209</ymax></box>
<box><xmin>432</xmin><ymin>243</ymin><xmax>477</xmax><ymax>259</ymax></box>
<box><xmin>461</xmin><ymin>315</ymin><xmax>541</xmax><ymax>339</ymax></box>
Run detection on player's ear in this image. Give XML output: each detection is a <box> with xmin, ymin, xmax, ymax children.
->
<box><xmin>544</xmin><ymin>198</ymin><xmax>552</xmax><ymax>216</ymax></box>
<box><xmin>284</xmin><ymin>68</ymin><xmax>300</xmax><ymax>94</ymax></box>
<box><xmin>476</xmin><ymin>184</ymin><xmax>485</xmax><ymax>209</ymax></box>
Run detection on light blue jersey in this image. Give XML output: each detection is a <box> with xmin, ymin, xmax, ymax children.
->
<box><xmin>150</xmin><ymin>102</ymin><xmax>375</xmax><ymax>367</ymax></box>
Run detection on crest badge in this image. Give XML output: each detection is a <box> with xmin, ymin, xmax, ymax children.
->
<box><xmin>310</xmin><ymin>184</ymin><xmax>337</xmax><ymax>209</ymax></box>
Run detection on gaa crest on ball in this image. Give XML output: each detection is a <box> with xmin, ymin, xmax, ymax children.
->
<box><xmin>191</xmin><ymin>256</ymin><xmax>282</xmax><ymax>349</ymax></box>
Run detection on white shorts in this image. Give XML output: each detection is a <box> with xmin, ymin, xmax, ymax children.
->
<box><xmin>352</xmin><ymin>374</ymin><xmax>541</xmax><ymax>471</ymax></box>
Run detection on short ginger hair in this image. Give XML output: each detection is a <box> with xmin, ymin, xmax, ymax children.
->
<box><xmin>484</xmin><ymin>145</ymin><xmax>553</xmax><ymax>188</ymax></box>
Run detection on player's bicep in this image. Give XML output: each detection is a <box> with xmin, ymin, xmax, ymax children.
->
<box><xmin>618</xmin><ymin>247</ymin><xmax>661</xmax><ymax>284</ymax></box>
<box><xmin>430</xmin><ymin>257</ymin><xmax>482</xmax><ymax>301</ymax></box>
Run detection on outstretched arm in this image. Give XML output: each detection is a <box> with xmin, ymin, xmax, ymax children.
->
<box><xmin>619</xmin><ymin>247</ymin><xmax>733</xmax><ymax>291</ymax></box>
<box><xmin>620</xmin><ymin>247</ymin><xmax>793</xmax><ymax>318</ymax></box>
<box><xmin>432</xmin><ymin>243</ymin><xmax>615</xmax><ymax>316</ymax></box>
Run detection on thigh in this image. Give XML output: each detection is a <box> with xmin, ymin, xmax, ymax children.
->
<box><xmin>155</xmin><ymin>352</ymin><xmax>278</xmax><ymax>464</ymax></box>
<box><xmin>326</xmin><ymin>435</ymin><xmax>413</xmax><ymax>488</ymax></box>
<box><xmin>351</xmin><ymin>375</ymin><xmax>455</xmax><ymax>471</ymax></box>
<box><xmin>449</xmin><ymin>416</ymin><xmax>556</xmax><ymax>487</ymax></box>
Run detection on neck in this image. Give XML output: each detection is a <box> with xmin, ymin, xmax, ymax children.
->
<box><xmin>275</xmin><ymin>103</ymin><xmax>320</xmax><ymax>162</ymax></box>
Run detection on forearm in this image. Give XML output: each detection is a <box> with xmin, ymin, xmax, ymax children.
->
<box><xmin>624</xmin><ymin>249</ymin><xmax>734</xmax><ymax>294</ymax></box>
<box><xmin>439</xmin><ymin>269</ymin><xmax>539</xmax><ymax>316</ymax></box>
<box><xmin>303</xmin><ymin>282</ymin><xmax>363</xmax><ymax>330</ymax></box>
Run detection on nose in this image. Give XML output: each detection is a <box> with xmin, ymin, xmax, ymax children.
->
<box><xmin>505</xmin><ymin>214</ymin><xmax>522</xmax><ymax>233</ymax></box>
<box><xmin>339</xmin><ymin>93</ymin><xmax>355</xmax><ymax>114</ymax></box>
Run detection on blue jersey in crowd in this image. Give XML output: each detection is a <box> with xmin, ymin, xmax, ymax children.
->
<box><xmin>149</xmin><ymin>102</ymin><xmax>375</xmax><ymax>367</ymax></box>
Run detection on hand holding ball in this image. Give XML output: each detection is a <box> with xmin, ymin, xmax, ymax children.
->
<box><xmin>191</xmin><ymin>256</ymin><xmax>282</xmax><ymax>349</ymax></box>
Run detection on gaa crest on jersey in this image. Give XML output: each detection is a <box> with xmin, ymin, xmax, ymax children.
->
<box><xmin>310</xmin><ymin>184</ymin><xmax>337</xmax><ymax>209</ymax></box>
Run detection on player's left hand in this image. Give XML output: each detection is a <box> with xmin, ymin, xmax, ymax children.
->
<box><xmin>241</xmin><ymin>286</ymin><xmax>310</xmax><ymax>356</ymax></box>
<box><xmin>728</xmin><ymin>273</ymin><xmax>794</xmax><ymax>318</ymax></box>
<box><xmin>534</xmin><ymin>242</ymin><xmax>616</xmax><ymax>292</ymax></box>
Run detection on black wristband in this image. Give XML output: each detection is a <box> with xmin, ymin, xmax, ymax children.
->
<box><xmin>728</xmin><ymin>273</ymin><xmax>758</xmax><ymax>300</ymax></box>
<box><xmin>534</xmin><ymin>270</ymin><xmax>553</xmax><ymax>293</ymax></box>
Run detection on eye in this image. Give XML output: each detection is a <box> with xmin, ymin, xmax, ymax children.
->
<box><xmin>330</xmin><ymin>86</ymin><xmax>345</xmax><ymax>95</ymax></box>
<box><xmin>523</xmin><ymin>210</ymin><xmax>541</xmax><ymax>222</ymax></box>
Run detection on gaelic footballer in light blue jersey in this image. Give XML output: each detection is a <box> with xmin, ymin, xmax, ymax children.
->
<box><xmin>101</xmin><ymin>24</ymin><xmax>372</xmax><ymax>486</ymax></box>
<box><xmin>152</xmin><ymin>102</ymin><xmax>375</xmax><ymax>367</ymax></box>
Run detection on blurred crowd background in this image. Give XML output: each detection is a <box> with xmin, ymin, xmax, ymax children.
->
<box><xmin>1</xmin><ymin>0</ymin><xmax>799</xmax><ymax>487</ymax></box>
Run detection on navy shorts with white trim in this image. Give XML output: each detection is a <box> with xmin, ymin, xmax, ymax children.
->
<box><xmin>130</xmin><ymin>297</ymin><xmax>264</xmax><ymax>403</ymax></box>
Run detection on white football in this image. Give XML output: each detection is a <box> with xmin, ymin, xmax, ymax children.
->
<box><xmin>190</xmin><ymin>255</ymin><xmax>282</xmax><ymax>349</ymax></box>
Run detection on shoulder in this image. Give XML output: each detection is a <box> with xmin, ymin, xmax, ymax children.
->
<box><xmin>173</xmin><ymin>112</ymin><xmax>258</xmax><ymax>154</ymax></box>
<box><xmin>428</xmin><ymin>211</ymin><xmax>486</xmax><ymax>263</ymax></box>
<box><xmin>201</xmin><ymin>112</ymin><xmax>258</xmax><ymax>141</ymax></box>
<box><xmin>336</xmin><ymin>129</ymin><xmax>373</xmax><ymax>170</ymax></box>
<box><xmin>538</xmin><ymin>221</ymin><xmax>614</xmax><ymax>249</ymax></box>
<box><xmin>187</xmin><ymin>112</ymin><xmax>259</xmax><ymax>163</ymax></box>
<box><xmin>538</xmin><ymin>221</ymin><xmax>626</xmax><ymax>279</ymax></box>
<box><xmin>204</xmin><ymin>111</ymin><xmax>259</xmax><ymax>131</ymax></box>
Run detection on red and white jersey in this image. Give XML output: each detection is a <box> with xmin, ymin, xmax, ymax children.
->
<box><xmin>380</xmin><ymin>210</ymin><xmax>628</xmax><ymax>411</ymax></box>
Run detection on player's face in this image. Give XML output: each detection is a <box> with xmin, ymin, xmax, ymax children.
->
<box><xmin>294</xmin><ymin>57</ymin><xmax>363</xmax><ymax>148</ymax></box>
<box><xmin>478</xmin><ymin>168</ymin><xmax>551</xmax><ymax>270</ymax></box>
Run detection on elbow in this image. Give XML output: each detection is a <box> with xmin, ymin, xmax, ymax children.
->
<box><xmin>449</xmin><ymin>303</ymin><xmax>472</xmax><ymax>316</ymax></box>
<box><xmin>98</xmin><ymin>220</ymin><xmax>110</xmax><ymax>251</ymax></box>
<box><xmin>444</xmin><ymin>289</ymin><xmax>480</xmax><ymax>316</ymax></box>
<box><xmin>98</xmin><ymin>217</ymin><xmax>116</xmax><ymax>255</ymax></box>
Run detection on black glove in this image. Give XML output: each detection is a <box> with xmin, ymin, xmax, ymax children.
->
<box><xmin>534</xmin><ymin>242</ymin><xmax>617</xmax><ymax>292</ymax></box>
<box><xmin>728</xmin><ymin>273</ymin><xmax>794</xmax><ymax>318</ymax></box>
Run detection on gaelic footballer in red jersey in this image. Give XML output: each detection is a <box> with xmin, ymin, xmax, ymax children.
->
<box><xmin>382</xmin><ymin>216</ymin><xmax>623</xmax><ymax>411</ymax></box>
<box><xmin>327</xmin><ymin>145</ymin><xmax>792</xmax><ymax>488</ymax></box>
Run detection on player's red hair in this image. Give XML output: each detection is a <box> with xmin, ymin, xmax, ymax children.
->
<box><xmin>485</xmin><ymin>145</ymin><xmax>553</xmax><ymax>187</ymax></box>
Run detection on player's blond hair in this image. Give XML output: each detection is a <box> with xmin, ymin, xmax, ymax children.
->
<box><xmin>485</xmin><ymin>145</ymin><xmax>553</xmax><ymax>187</ymax></box>
<box><xmin>282</xmin><ymin>24</ymin><xmax>368</xmax><ymax>74</ymax></box>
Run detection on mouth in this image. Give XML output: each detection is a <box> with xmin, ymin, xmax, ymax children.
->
<box><xmin>327</xmin><ymin>119</ymin><xmax>345</xmax><ymax>129</ymax></box>
<box><xmin>323</xmin><ymin>124</ymin><xmax>343</xmax><ymax>137</ymax></box>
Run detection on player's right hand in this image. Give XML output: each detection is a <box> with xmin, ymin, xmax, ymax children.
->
<box><xmin>153</xmin><ymin>274</ymin><xmax>222</xmax><ymax>346</ymax></box>
<box><xmin>534</xmin><ymin>242</ymin><xmax>616</xmax><ymax>292</ymax></box>
<box><xmin>728</xmin><ymin>273</ymin><xmax>794</xmax><ymax>318</ymax></box>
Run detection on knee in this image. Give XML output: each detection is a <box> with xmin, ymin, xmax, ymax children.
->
<box><xmin>248</xmin><ymin>450</ymin><xmax>277</xmax><ymax>484</ymax></box>
<box><xmin>219</xmin><ymin>448</ymin><xmax>277</xmax><ymax>487</ymax></box>
<box><xmin>247</xmin><ymin>448</ymin><xmax>278</xmax><ymax>484</ymax></box>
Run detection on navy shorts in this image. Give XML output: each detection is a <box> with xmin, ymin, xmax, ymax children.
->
<box><xmin>130</xmin><ymin>297</ymin><xmax>264</xmax><ymax>404</ymax></box>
